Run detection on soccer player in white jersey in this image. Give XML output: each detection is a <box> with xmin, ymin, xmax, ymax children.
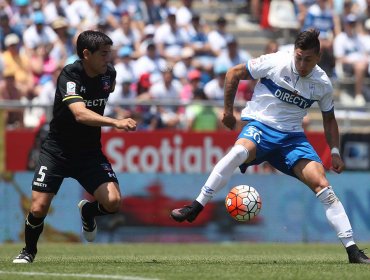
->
<box><xmin>171</xmin><ymin>28</ymin><xmax>370</xmax><ymax>264</ymax></box>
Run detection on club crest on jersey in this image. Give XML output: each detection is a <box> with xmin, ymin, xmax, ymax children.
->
<box><xmin>101</xmin><ymin>76</ymin><xmax>111</xmax><ymax>92</ymax></box>
<box><xmin>66</xmin><ymin>81</ymin><xmax>77</xmax><ymax>95</ymax></box>
<box><xmin>101</xmin><ymin>163</ymin><xmax>112</xmax><ymax>171</ymax></box>
<box><xmin>283</xmin><ymin>76</ymin><xmax>291</xmax><ymax>83</ymax></box>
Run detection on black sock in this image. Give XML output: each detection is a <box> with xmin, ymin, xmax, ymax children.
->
<box><xmin>25</xmin><ymin>212</ymin><xmax>45</xmax><ymax>255</ymax></box>
<box><xmin>82</xmin><ymin>201</ymin><xmax>113</xmax><ymax>219</ymax></box>
<box><xmin>346</xmin><ymin>244</ymin><xmax>359</xmax><ymax>254</ymax></box>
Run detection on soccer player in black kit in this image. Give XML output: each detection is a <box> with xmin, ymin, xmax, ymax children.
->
<box><xmin>13</xmin><ymin>30</ymin><xmax>137</xmax><ymax>263</ymax></box>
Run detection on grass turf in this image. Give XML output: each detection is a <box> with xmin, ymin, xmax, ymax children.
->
<box><xmin>1</xmin><ymin>243</ymin><xmax>370</xmax><ymax>279</ymax></box>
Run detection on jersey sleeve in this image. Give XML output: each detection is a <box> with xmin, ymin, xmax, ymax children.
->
<box><xmin>318</xmin><ymin>83</ymin><xmax>334</xmax><ymax>113</ymax></box>
<box><xmin>58</xmin><ymin>69</ymin><xmax>84</xmax><ymax>105</ymax></box>
<box><xmin>247</xmin><ymin>52</ymin><xmax>279</xmax><ymax>80</ymax></box>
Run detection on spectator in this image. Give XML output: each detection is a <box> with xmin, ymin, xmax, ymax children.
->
<box><xmin>153</xmin><ymin>10</ymin><xmax>190</xmax><ymax>62</ymax></box>
<box><xmin>1</xmin><ymin>33</ymin><xmax>33</xmax><ymax>97</ymax></box>
<box><xmin>11</xmin><ymin>0</ymin><xmax>33</xmax><ymax>34</ymax></box>
<box><xmin>22</xmin><ymin>11</ymin><xmax>58</xmax><ymax>56</ymax></box>
<box><xmin>105</xmin><ymin>76</ymin><xmax>137</xmax><ymax>120</ymax></box>
<box><xmin>134</xmin><ymin>41</ymin><xmax>167</xmax><ymax>84</ymax></box>
<box><xmin>264</xmin><ymin>39</ymin><xmax>279</xmax><ymax>54</ymax></box>
<box><xmin>180</xmin><ymin>69</ymin><xmax>203</xmax><ymax>102</ymax></box>
<box><xmin>333</xmin><ymin>13</ymin><xmax>368</xmax><ymax>106</ymax></box>
<box><xmin>149</xmin><ymin>69</ymin><xmax>183</xmax><ymax>129</ymax></box>
<box><xmin>43</xmin><ymin>0</ymin><xmax>68</xmax><ymax>24</ymax></box>
<box><xmin>173</xmin><ymin>47</ymin><xmax>195</xmax><ymax>84</ymax></box>
<box><xmin>302</xmin><ymin>0</ymin><xmax>338</xmax><ymax>77</ymax></box>
<box><xmin>1</xmin><ymin>69</ymin><xmax>24</xmax><ymax>128</ymax></box>
<box><xmin>50</xmin><ymin>17</ymin><xmax>74</xmax><ymax>68</ymax></box>
<box><xmin>0</xmin><ymin>11</ymin><xmax>22</xmax><ymax>51</ymax></box>
<box><xmin>187</xmin><ymin>14</ymin><xmax>213</xmax><ymax>60</ymax></box>
<box><xmin>207</xmin><ymin>16</ymin><xmax>233</xmax><ymax>56</ymax></box>
<box><xmin>109</xmin><ymin>12</ymin><xmax>141</xmax><ymax>58</ymax></box>
<box><xmin>176</xmin><ymin>0</ymin><xmax>194</xmax><ymax>28</ymax></box>
<box><xmin>214</xmin><ymin>34</ymin><xmax>252</xmax><ymax>70</ymax></box>
<box><xmin>114</xmin><ymin>46</ymin><xmax>137</xmax><ymax>85</ymax></box>
<box><xmin>185</xmin><ymin>88</ymin><xmax>219</xmax><ymax>131</ymax></box>
<box><xmin>204</xmin><ymin>64</ymin><xmax>228</xmax><ymax>101</ymax></box>
<box><xmin>138</xmin><ymin>24</ymin><xmax>156</xmax><ymax>56</ymax></box>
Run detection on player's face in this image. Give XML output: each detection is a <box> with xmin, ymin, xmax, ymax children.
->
<box><xmin>294</xmin><ymin>48</ymin><xmax>320</xmax><ymax>77</ymax></box>
<box><xmin>84</xmin><ymin>45</ymin><xmax>112</xmax><ymax>77</ymax></box>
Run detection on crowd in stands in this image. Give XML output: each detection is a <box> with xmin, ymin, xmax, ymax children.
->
<box><xmin>0</xmin><ymin>0</ymin><xmax>370</xmax><ymax>131</ymax></box>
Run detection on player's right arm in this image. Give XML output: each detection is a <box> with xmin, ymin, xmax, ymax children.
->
<box><xmin>68</xmin><ymin>102</ymin><xmax>137</xmax><ymax>131</ymax></box>
<box><xmin>222</xmin><ymin>63</ymin><xmax>252</xmax><ymax>130</ymax></box>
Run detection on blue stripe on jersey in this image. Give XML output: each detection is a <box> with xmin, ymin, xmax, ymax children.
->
<box><xmin>261</xmin><ymin>78</ymin><xmax>316</xmax><ymax>109</ymax></box>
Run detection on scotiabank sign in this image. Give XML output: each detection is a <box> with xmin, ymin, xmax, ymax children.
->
<box><xmin>6</xmin><ymin>130</ymin><xmax>331</xmax><ymax>172</ymax></box>
<box><xmin>102</xmin><ymin>131</ymin><xmax>233</xmax><ymax>173</ymax></box>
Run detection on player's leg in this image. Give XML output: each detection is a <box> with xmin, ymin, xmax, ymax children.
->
<box><xmin>293</xmin><ymin>159</ymin><xmax>370</xmax><ymax>264</ymax></box>
<box><xmin>13</xmin><ymin>150</ymin><xmax>63</xmax><ymax>263</ymax></box>
<box><xmin>13</xmin><ymin>191</ymin><xmax>54</xmax><ymax>263</ymax></box>
<box><xmin>78</xmin><ymin>182</ymin><xmax>120</xmax><ymax>242</ymax></box>
<box><xmin>171</xmin><ymin>133</ymin><xmax>257</xmax><ymax>223</ymax></box>
<box><xmin>76</xmin><ymin>155</ymin><xmax>120</xmax><ymax>242</ymax></box>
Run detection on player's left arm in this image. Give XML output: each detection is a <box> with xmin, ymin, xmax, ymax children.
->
<box><xmin>68</xmin><ymin>102</ymin><xmax>136</xmax><ymax>131</ymax></box>
<box><xmin>322</xmin><ymin>110</ymin><xmax>345</xmax><ymax>173</ymax></box>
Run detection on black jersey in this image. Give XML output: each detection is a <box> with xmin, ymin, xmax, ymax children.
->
<box><xmin>43</xmin><ymin>60</ymin><xmax>116</xmax><ymax>155</ymax></box>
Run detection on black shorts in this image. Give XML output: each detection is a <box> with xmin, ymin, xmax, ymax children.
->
<box><xmin>31</xmin><ymin>148</ymin><xmax>119</xmax><ymax>195</ymax></box>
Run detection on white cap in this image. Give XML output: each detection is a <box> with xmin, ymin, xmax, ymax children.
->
<box><xmin>144</xmin><ymin>24</ymin><xmax>155</xmax><ymax>36</ymax></box>
<box><xmin>4</xmin><ymin>33</ymin><xmax>20</xmax><ymax>47</ymax></box>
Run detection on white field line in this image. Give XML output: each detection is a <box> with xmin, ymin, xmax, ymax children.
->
<box><xmin>0</xmin><ymin>271</ymin><xmax>159</xmax><ymax>280</ymax></box>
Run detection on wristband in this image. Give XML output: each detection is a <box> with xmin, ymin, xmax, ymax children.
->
<box><xmin>331</xmin><ymin>147</ymin><xmax>340</xmax><ymax>156</ymax></box>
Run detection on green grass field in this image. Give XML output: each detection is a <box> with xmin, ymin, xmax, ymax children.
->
<box><xmin>1</xmin><ymin>243</ymin><xmax>370</xmax><ymax>280</ymax></box>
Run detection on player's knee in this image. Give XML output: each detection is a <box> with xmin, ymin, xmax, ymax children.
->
<box><xmin>102</xmin><ymin>197</ymin><xmax>121</xmax><ymax>213</ymax></box>
<box><xmin>316</xmin><ymin>186</ymin><xmax>339</xmax><ymax>206</ymax></box>
<box><xmin>230</xmin><ymin>145</ymin><xmax>249</xmax><ymax>163</ymax></box>
<box><xmin>30</xmin><ymin>204</ymin><xmax>49</xmax><ymax>217</ymax></box>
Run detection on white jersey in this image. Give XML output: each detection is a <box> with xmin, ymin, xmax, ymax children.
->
<box><xmin>242</xmin><ymin>50</ymin><xmax>333</xmax><ymax>132</ymax></box>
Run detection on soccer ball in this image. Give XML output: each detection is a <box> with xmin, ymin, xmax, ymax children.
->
<box><xmin>225</xmin><ymin>185</ymin><xmax>262</xmax><ymax>222</ymax></box>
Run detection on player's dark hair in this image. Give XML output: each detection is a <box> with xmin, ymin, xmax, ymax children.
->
<box><xmin>76</xmin><ymin>30</ymin><xmax>113</xmax><ymax>59</ymax></box>
<box><xmin>294</xmin><ymin>28</ymin><xmax>320</xmax><ymax>54</ymax></box>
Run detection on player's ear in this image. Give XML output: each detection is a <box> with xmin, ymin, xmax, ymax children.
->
<box><xmin>317</xmin><ymin>51</ymin><xmax>322</xmax><ymax>63</ymax></box>
<box><xmin>82</xmin><ymin>49</ymin><xmax>91</xmax><ymax>60</ymax></box>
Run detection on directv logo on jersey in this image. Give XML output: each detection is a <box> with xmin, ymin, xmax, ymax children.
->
<box><xmin>274</xmin><ymin>89</ymin><xmax>311</xmax><ymax>109</ymax></box>
<box><xmin>261</xmin><ymin>78</ymin><xmax>314</xmax><ymax>109</ymax></box>
<box><xmin>84</xmin><ymin>98</ymin><xmax>108</xmax><ymax>107</ymax></box>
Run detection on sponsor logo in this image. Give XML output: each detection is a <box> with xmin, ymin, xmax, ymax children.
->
<box><xmin>84</xmin><ymin>98</ymin><xmax>108</xmax><ymax>107</ymax></box>
<box><xmin>66</xmin><ymin>81</ymin><xmax>76</xmax><ymax>95</ymax></box>
<box><xmin>33</xmin><ymin>181</ymin><xmax>48</xmax><ymax>188</ymax></box>
<box><xmin>274</xmin><ymin>89</ymin><xmax>311</xmax><ymax>109</ymax></box>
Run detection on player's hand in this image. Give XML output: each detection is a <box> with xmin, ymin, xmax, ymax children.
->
<box><xmin>331</xmin><ymin>154</ymin><xmax>344</xmax><ymax>174</ymax></box>
<box><xmin>222</xmin><ymin>113</ymin><xmax>236</xmax><ymax>130</ymax></box>
<box><xmin>116</xmin><ymin>118</ymin><xmax>137</xmax><ymax>131</ymax></box>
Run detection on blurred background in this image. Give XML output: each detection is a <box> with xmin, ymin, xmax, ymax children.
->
<box><xmin>1</xmin><ymin>0</ymin><xmax>370</xmax><ymax>245</ymax></box>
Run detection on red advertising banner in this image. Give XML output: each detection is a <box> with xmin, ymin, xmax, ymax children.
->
<box><xmin>5</xmin><ymin>130</ymin><xmax>331</xmax><ymax>172</ymax></box>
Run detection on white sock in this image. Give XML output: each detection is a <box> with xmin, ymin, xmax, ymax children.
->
<box><xmin>196</xmin><ymin>145</ymin><xmax>249</xmax><ymax>206</ymax></box>
<box><xmin>316</xmin><ymin>186</ymin><xmax>355</xmax><ymax>248</ymax></box>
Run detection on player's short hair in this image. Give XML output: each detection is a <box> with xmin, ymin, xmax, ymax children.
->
<box><xmin>76</xmin><ymin>30</ymin><xmax>113</xmax><ymax>59</ymax></box>
<box><xmin>294</xmin><ymin>28</ymin><xmax>320</xmax><ymax>54</ymax></box>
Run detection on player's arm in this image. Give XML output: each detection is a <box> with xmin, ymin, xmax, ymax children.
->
<box><xmin>322</xmin><ymin>110</ymin><xmax>344</xmax><ymax>173</ymax></box>
<box><xmin>68</xmin><ymin>102</ymin><xmax>136</xmax><ymax>131</ymax></box>
<box><xmin>222</xmin><ymin>63</ymin><xmax>251</xmax><ymax>130</ymax></box>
